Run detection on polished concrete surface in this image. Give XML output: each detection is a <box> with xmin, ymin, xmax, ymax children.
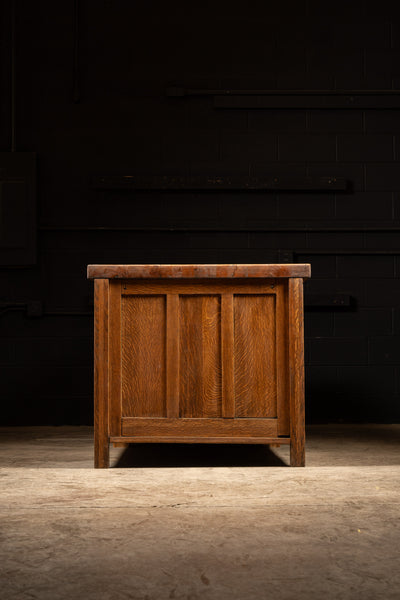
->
<box><xmin>1</xmin><ymin>425</ymin><xmax>399</xmax><ymax>599</ymax></box>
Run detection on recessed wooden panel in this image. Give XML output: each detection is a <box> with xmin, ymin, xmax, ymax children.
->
<box><xmin>234</xmin><ymin>294</ymin><xmax>277</xmax><ymax>417</ymax></box>
<box><xmin>121</xmin><ymin>295</ymin><xmax>166</xmax><ymax>417</ymax></box>
<box><xmin>179</xmin><ymin>295</ymin><xmax>221</xmax><ymax>417</ymax></box>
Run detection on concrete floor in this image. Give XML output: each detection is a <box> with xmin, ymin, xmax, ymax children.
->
<box><xmin>0</xmin><ymin>426</ymin><xmax>399</xmax><ymax>600</ymax></box>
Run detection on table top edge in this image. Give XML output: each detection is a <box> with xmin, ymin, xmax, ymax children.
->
<box><xmin>87</xmin><ymin>264</ymin><xmax>311</xmax><ymax>279</ymax></box>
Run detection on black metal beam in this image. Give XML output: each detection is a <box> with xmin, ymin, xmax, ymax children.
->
<box><xmin>92</xmin><ymin>175</ymin><xmax>347</xmax><ymax>191</ymax></box>
<box><xmin>214</xmin><ymin>94</ymin><xmax>400</xmax><ymax>109</ymax></box>
<box><xmin>166</xmin><ymin>87</ymin><xmax>400</xmax><ymax>109</ymax></box>
<box><xmin>39</xmin><ymin>226</ymin><xmax>400</xmax><ymax>233</ymax></box>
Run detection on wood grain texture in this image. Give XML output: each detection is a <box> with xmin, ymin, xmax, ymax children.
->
<box><xmin>121</xmin><ymin>295</ymin><xmax>166</xmax><ymax>417</ymax></box>
<box><xmin>179</xmin><ymin>295</ymin><xmax>221</xmax><ymax>418</ymax></box>
<box><xmin>166</xmin><ymin>294</ymin><xmax>180</xmax><ymax>418</ymax></box>
<box><xmin>88</xmin><ymin>264</ymin><xmax>311</xmax><ymax>280</ymax></box>
<box><xmin>122</xmin><ymin>280</ymin><xmax>281</xmax><ymax>295</ymax></box>
<box><xmin>288</xmin><ymin>278</ymin><xmax>306</xmax><ymax>467</ymax></box>
<box><xmin>121</xmin><ymin>417</ymin><xmax>278</xmax><ymax>437</ymax></box>
<box><xmin>94</xmin><ymin>279</ymin><xmax>109</xmax><ymax>468</ymax></box>
<box><xmin>109</xmin><ymin>281</ymin><xmax>122</xmax><ymax>436</ymax></box>
<box><xmin>276</xmin><ymin>283</ymin><xmax>290</xmax><ymax>435</ymax></box>
<box><xmin>111</xmin><ymin>436</ymin><xmax>290</xmax><ymax>445</ymax></box>
<box><xmin>234</xmin><ymin>294</ymin><xmax>277</xmax><ymax>418</ymax></box>
<box><xmin>92</xmin><ymin>270</ymin><xmax>308</xmax><ymax>466</ymax></box>
<box><xmin>221</xmin><ymin>294</ymin><xmax>235</xmax><ymax>417</ymax></box>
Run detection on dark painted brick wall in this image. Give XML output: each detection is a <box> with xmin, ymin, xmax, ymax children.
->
<box><xmin>1</xmin><ymin>0</ymin><xmax>400</xmax><ymax>424</ymax></box>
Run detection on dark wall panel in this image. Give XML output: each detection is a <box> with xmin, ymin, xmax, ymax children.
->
<box><xmin>1</xmin><ymin>0</ymin><xmax>400</xmax><ymax>424</ymax></box>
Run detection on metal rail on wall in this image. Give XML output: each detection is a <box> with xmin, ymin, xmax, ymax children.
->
<box><xmin>92</xmin><ymin>175</ymin><xmax>347</xmax><ymax>192</ymax></box>
<box><xmin>39</xmin><ymin>226</ymin><xmax>400</xmax><ymax>233</ymax></box>
<box><xmin>166</xmin><ymin>87</ymin><xmax>400</xmax><ymax>109</ymax></box>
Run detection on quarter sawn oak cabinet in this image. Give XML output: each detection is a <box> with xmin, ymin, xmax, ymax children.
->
<box><xmin>88</xmin><ymin>264</ymin><xmax>311</xmax><ymax>468</ymax></box>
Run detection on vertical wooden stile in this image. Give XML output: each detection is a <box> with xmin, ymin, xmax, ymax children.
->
<box><xmin>288</xmin><ymin>278</ymin><xmax>306</xmax><ymax>466</ymax></box>
<box><xmin>221</xmin><ymin>294</ymin><xmax>235</xmax><ymax>417</ymax></box>
<box><xmin>276</xmin><ymin>283</ymin><xmax>289</xmax><ymax>435</ymax></box>
<box><xmin>109</xmin><ymin>280</ymin><xmax>122</xmax><ymax>437</ymax></box>
<box><xmin>166</xmin><ymin>294</ymin><xmax>180</xmax><ymax>418</ymax></box>
<box><xmin>94</xmin><ymin>278</ymin><xmax>109</xmax><ymax>468</ymax></box>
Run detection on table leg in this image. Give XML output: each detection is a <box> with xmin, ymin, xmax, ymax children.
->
<box><xmin>288</xmin><ymin>278</ymin><xmax>306</xmax><ymax>467</ymax></box>
<box><xmin>94</xmin><ymin>278</ymin><xmax>109</xmax><ymax>468</ymax></box>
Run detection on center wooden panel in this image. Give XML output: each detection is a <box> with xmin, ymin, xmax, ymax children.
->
<box><xmin>234</xmin><ymin>294</ymin><xmax>277</xmax><ymax>418</ymax></box>
<box><xmin>121</xmin><ymin>295</ymin><xmax>166</xmax><ymax>417</ymax></box>
<box><xmin>179</xmin><ymin>295</ymin><xmax>222</xmax><ymax>418</ymax></box>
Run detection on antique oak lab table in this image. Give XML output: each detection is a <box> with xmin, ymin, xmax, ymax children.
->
<box><xmin>88</xmin><ymin>264</ymin><xmax>311</xmax><ymax>468</ymax></box>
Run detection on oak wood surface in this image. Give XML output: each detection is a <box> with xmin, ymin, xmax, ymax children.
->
<box><xmin>94</xmin><ymin>279</ymin><xmax>109</xmax><ymax>468</ymax></box>
<box><xmin>121</xmin><ymin>280</ymin><xmax>281</xmax><ymax>295</ymax></box>
<box><xmin>221</xmin><ymin>294</ymin><xmax>235</xmax><ymax>418</ymax></box>
<box><xmin>121</xmin><ymin>417</ymin><xmax>278</xmax><ymax>437</ymax></box>
<box><xmin>277</xmin><ymin>282</ymin><xmax>289</xmax><ymax>435</ymax></box>
<box><xmin>88</xmin><ymin>263</ymin><xmax>311</xmax><ymax>280</ymax></box>
<box><xmin>166</xmin><ymin>294</ymin><xmax>180</xmax><ymax>418</ymax></box>
<box><xmin>109</xmin><ymin>281</ymin><xmax>122</xmax><ymax>436</ymax></box>
<box><xmin>91</xmin><ymin>266</ymin><xmax>309</xmax><ymax>467</ymax></box>
<box><xmin>110</xmin><ymin>436</ymin><xmax>291</xmax><ymax>445</ymax></box>
<box><xmin>121</xmin><ymin>294</ymin><xmax>166</xmax><ymax>417</ymax></box>
<box><xmin>288</xmin><ymin>278</ymin><xmax>306</xmax><ymax>467</ymax></box>
<box><xmin>234</xmin><ymin>294</ymin><xmax>277</xmax><ymax>418</ymax></box>
<box><xmin>179</xmin><ymin>295</ymin><xmax>221</xmax><ymax>418</ymax></box>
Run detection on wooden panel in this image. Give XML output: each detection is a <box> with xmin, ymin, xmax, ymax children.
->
<box><xmin>121</xmin><ymin>295</ymin><xmax>166</xmax><ymax>417</ymax></box>
<box><xmin>288</xmin><ymin>278</ymin><xmax>306</xmax><ymax>467</ymax></box>
<box><xmin>87</xmin><ymin>264</ymin><xmax>311</xmax><ymax>280</ymax></box>
<box><xmin>234</xmin><ymin>294</ymin><xmax>277</xmax><ymax>418</ymax></box>
<box><xmin>93</xmin><ymin>279</ymin><xmax>109</xmax><ymax>468</ymax></box>
<box><xmin>221</xmin><ymin>294</ymin><xmax>235</xmax><ymax>417</ymax></box>
<box><xmin>122</xmin><ymin>417</ymin><xmax>278</xmax><ymax>437</ymax></box>
<box><xmin>166</xmin><ymin>294</ymin><xmax>180</xmax><ymax>418</ymax></box>
<box><xmin>276</xmin><ymin>283</ymin><xmax>289</xmax><ymax>435</ymax></box>
<box><xmin>179</xmin><ymin>295</ymin><xmax>221</xmax><ymax>418</ymax></box>
<box><xmin>109</xmin><ymin>281</ymin><xmax>122</xmax><ymax>436</ymax></box>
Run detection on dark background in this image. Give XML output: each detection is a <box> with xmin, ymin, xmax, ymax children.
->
<box><xmin>1</xmin><ymin>0</ymin><xmax>400</xmax><ymax>425</ymax></box>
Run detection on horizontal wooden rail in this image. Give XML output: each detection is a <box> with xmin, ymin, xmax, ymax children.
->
<box><xmin>121</xmin><ymin>417</ymin><xmax>279</xmax><ymax>438</ymax></box>
<box><xmin>110</xmin><ymin>436</ymin><xmax>291</xmax><ymax>444</ymax></box>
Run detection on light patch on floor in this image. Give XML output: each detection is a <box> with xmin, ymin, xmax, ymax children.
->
<box><xmin>0</xmin><ymin>425</ymin><xmax>399</xmax><ymax>599</ymax></box>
